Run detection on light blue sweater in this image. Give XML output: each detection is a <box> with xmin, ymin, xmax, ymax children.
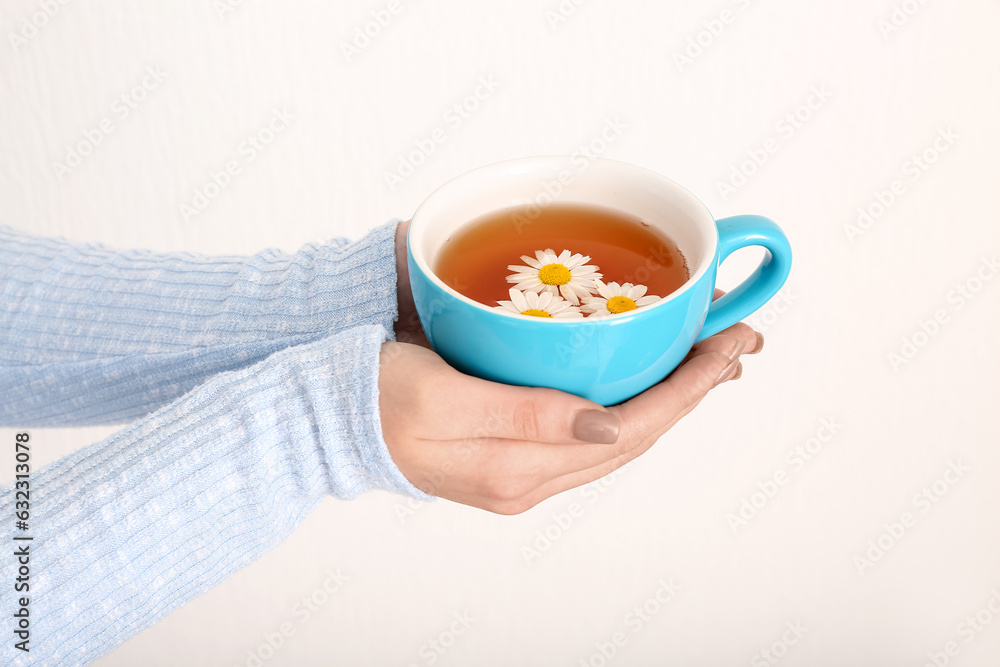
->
<box><xmin>0</xmin><ymin>221</ymin><xmax>431</xmax><ymax>666</ymax></box>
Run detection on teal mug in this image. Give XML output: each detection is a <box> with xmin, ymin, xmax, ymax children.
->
<box><xmin>407</xmin><ymin>156</ymin><xmax>792</xmax><ymax>406</ymax></box>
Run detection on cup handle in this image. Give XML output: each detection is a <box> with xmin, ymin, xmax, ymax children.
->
<box><xmin>695</xmin><ymin>215</ymin><xmax>793</xmax><ymax>342</ymax></box>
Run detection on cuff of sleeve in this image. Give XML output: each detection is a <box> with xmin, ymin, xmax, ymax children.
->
<box><xmin>302</xmin><ymin>324</ymin><xmax>432</xmax><ymax>502</ymax></box>
<box><xmin>309</xmin><ymin>219</ymin><xmax>402</xmax><ymax>341</ymax></box>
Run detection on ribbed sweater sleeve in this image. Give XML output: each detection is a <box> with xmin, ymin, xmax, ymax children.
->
<box><xmin>1</xmin><ymin>325</ymin><xmax>431</xmax><ymax>666</ymax></box>
<box><xmin>0</xmin><ymin>221</ymin><xmax>400</xmax><ymax>426</ymax></box>
<box><xmin>0</xmin><ymin>222</ymin><xmax>433</xmax><ymax>665</ymax></box>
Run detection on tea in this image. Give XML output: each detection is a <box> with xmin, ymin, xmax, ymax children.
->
<box><xmin>433</xmin><ymin>203</ymin><xmax>690</xmax><ymax>310</ymax></box>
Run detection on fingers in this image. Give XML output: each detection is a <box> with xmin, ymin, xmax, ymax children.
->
<box><xmin>686</xmin><ymin>321</ymin><xmax>758</xmax><ymax>360</ymax></box>
<box><xmin>608</xmin><ymin>334</ymin><xmax>743</xmax><ymax>440</ymax></box>
<box><xmin>466</xmin><ymin>338</ymin><xmax>758</xmax><ymax>512</ymax></box>
<box><xmin>394</xmin><ymin>220</ymin><xmax>433</xmax><ymax>349</ymax></box>
<box><xmin>435</xmin><ymin>377</ymin><xmax>622</xmax><ymax>445</ymax></box>
<box><xmin>496</xmin><ymin>326</ymin><xmax>764</xmax><ymax>512</ymax></box>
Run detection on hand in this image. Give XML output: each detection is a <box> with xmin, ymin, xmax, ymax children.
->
<box><xmin>394</xmin><ymin>220</ymin><xmax>431</xmax><ymax>348</ymax></box>
<box><xmin>383</xmin><ymin>221</ymin><xmax>763</xmax><ymax>514</ymax></box>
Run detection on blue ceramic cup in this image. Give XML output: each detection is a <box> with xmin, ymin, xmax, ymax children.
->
<box><xmin>407</xmin><ymin>156</ymin><xmax>792</xmax><ymax>406</ymax></box>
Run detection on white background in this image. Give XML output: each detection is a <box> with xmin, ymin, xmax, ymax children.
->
<box><xmin>2</xmin><ymin>1</ymin><xmax>999</xmax><ymax>665</ymax></box>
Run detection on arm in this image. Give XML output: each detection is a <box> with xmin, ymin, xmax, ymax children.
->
<box><xmin>0</xmin><ymin>221</ymin><xmax>400</xmax><ymax>426</ymax></box>
<box><xmin>0</xmin><ymin>324</ymin><xmax>431</xmax><ymax>667</ymax></box>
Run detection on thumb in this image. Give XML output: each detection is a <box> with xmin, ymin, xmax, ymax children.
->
<box><xmin>451</xmin><ymin>378</ymin><xmax>621</xmax><ymax>445</ymax></box>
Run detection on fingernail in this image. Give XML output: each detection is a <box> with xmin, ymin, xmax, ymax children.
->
<box><xmin>573</xmin><ymin>410</ymin><xmax>621</xmax><ymax>444</ymax></box>
<box><xmin>749</xmin><ymin>331</ymin><xmax>765</xmax><ymax>354</ymax></box>
<box><xmin>714</xmin><ymin>358</ymin><xmax>740</xmax><ymax>387</ymax></box>
<box><xmin>723</xmin><ymin>338</ymin><xmax>746</xmax><ymax>362</ymax></box>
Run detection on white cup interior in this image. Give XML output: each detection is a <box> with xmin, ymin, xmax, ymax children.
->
<box><xmin>409</xmin><ymin>156</ymin><xmax>718</xmax><ymax>312</ymax></box>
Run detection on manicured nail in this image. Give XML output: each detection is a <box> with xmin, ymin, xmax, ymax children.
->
<box><xmin>749</xmin><ymin>331</ymin><xmax>765</xmax><ymax>354</ymax></box>
<box><xmin>723</xmin><ymin>338</ymin><xmax>746</xmax><ymax>362</ymax></box>
<box><xmin>573</xmin><ymin>410</ymin><xmax>621</xmax><ymax>444</ymax></box>
<box><xmin>714</xmin><ymin>358</ymin><xmax>740</xmax><ymax>387</ymax></box>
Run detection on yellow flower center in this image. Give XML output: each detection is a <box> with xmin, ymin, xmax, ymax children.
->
<box><xmin>521</xmin><ymin>308</ymin><xmax>552</xmax><ymax>318</ymax></box>
<box><xmin>606</xmin><ymin>296</ymin><xmax>637</xmax><ymax>314</ymax></box>
<box><xmin>538</xmin><ymin>263</ymin><xmax>571</xmax><ymax>286</ymax></box>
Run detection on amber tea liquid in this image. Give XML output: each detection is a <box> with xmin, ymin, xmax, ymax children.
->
<box><xmin>434</xmin><ymin>203</ymin><xmax>690</xmax><ymax>308</ymax></box>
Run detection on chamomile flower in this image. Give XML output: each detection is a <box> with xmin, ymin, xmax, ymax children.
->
<box><xmin>581</xmin><ymin>280</ymin><xmax>661</xmax><ymax>317</ymax></box>
<box><xmin>506</xmin><ymin>248</ymin><xmax>602</xmax><ymax>306</ymax></box>
<box><xmin>494</xmin><ymin>287</ymin><xmax>583</xmax><ymax>319</ymax></box>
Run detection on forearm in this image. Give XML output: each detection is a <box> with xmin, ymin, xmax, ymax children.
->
<box><xmin>0</xmin><ymin>221</ymin><xmax>401</xmax><ymax>425</ymax></box>
<box><xmin>0</xmin><ymin>325</ymin><xmax>429</xmax><ymax>666</ymax></box>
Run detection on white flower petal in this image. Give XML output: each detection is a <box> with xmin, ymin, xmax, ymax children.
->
<box><xmin>548</xmin><ymin>297</ymin><xmax>579</xmax><ymax>314</ymax></box>
<box><xmin>509</xmin><ymin>288</ymin><xmax>529</xmax><ymax>312</ymax></box>
<box><xmin>635</xmin><ymin>295</ymin><xmax>661</xmax><ymax>307</ymax></box>
<box><xmin>512</xmin><ymin>279</ymin><xmax>542</xmax><ymax>292</ymax></box>
<box><xmin>525</xmin><ymin>290</ymin><xmax>542</xmax><ymax>309</ymax></box>
<box><xmin>539</xmin><ymin>284</ymin><xmax>560</xmax><ymax>297</ymax></box>
<box><xmin>520</xmin><ymin>255</ymin><xmax>542</xmax><ymax>268</ymax></box>
<box><xmin>598</xmin><ymin>281</ymin><xmax>621</xmax><ymax>298</ymax></box>
<box><xmin>569</xmin><ymin>283</ymin><xmax>593</xmax><ymax>300</ymax></box>
<box><xmin>560</xmin><ymin>284</ymin><xmax>581</xmax><ymax>305</ymax></box>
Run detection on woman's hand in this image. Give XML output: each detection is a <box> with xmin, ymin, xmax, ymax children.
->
<box><xmin>394</xmin><ymin>219</ymin><xmax>431</xmax><ymax>348</ymax></box>
<box><xmin>384</xmin><ymin>220</ymin><xmax>762</xmax><ymax>514</ymax></box>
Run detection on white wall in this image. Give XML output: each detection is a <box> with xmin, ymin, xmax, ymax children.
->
<box><xmin>2</xmin><ymin>1</ymin><xmax>999</xmax><ymax>665</ymax></box>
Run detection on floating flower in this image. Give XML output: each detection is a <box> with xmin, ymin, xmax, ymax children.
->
<box><xmin>494</xmin><ymin>287</ymin><xmax>584</xmax><ymax>319</ymax></box>
<box><xmin>506</xmin><ymin>249</ymin><xmax>602</xmax><ymax>306</ymax></box>
<box><xmin>581</xmin><ymin>280</ymin><xmax>661</xmax><ymax>317</ymax></box>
